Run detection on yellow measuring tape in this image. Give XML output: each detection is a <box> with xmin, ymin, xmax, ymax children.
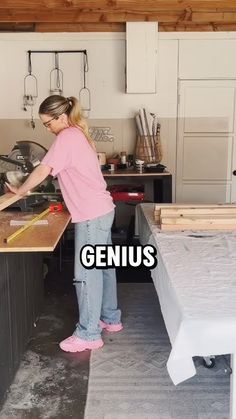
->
<box><xmin>4</xmin><ymin>207</ymin><xmax>51</xmax><ymax>244</ymax></box>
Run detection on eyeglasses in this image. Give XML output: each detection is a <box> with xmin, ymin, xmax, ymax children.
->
<box><xmin>43</xmin><ymin>116</ymin><xmax>58</xmax><ymax>128</ymax></box>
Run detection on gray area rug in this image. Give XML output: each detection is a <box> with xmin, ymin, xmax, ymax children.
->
<box><xmin>85</xmin><ymin>283</ymin><xmax>230</xmax><ymax>419</ymax></box>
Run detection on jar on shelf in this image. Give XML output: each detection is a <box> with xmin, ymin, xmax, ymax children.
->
<box><xmin>120</xmin><ymin>151</ymin><xmax>127</xmax><ymax>165</ymax></box>
<box><xmin>127</xmin><ymin>154</ymin><xmax>134</xmax><ymax>167</ymax></box>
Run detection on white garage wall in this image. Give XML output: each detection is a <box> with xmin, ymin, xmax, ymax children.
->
<box><xmin>0</xmin><ymin>32</ymin><xmax>178</xmax><ymax>193</ymax></box>
<box><xmin>1</xmin><ymin>31</ymin><xmax>236</xmax><ymax>203</ymax></box>
<box><xmin>0</xmin><ymin>32</ymin><xmax>171</xmax><ymax>119</ymax></box>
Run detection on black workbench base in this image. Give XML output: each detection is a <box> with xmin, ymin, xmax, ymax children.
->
<box><xmin>0</xmin><ymin>252</ymin><xmax>43</xmax><ymax>406</ymax></box>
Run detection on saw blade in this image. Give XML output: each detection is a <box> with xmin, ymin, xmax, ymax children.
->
<box><xmin>0</xmin><ymin>141</ymin><xmax>47</xmax><ymax>189</ymax></box>
<box><xmin>5</xmin><ymin>171</ymin><xmax>26</xmax><ymax>186</ymax></box>
<box><xmin>16</xmin><ymin>141</ymin><xmax>47</xmax><ymax>167</ymax></box>
<box><xmin>0</xmin><ymin>149</ymin><xmax>23</xmax><ymax>172</ymax></box>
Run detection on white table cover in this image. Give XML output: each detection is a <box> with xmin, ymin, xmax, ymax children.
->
<box><xmin>135</xmin><ymin>203</ymin><xmax>236</xmax><ymax>385</ymax></box>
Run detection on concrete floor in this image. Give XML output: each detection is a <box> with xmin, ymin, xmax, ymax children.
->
<box><xmin>0</xmin><ymin>244</ymin><xmax>151</xmax><ymax>419</ymax></box>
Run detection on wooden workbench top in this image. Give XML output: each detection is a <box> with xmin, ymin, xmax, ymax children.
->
<box><xmin>0</xmin><ymin>210</ymin><xmax>71</xmax><ymax>253</ymax></box>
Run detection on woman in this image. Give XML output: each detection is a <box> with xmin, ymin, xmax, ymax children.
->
<box><xmin>6</xmin><ymin>95</ymin><xmax>122</xmax><ymax>353</ymax></box>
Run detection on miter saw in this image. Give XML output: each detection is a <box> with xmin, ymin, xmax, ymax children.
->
<box><xmin>0</xmin><ymin>140</ymin><xmax>60</xmax><ymax>211</ymax></box>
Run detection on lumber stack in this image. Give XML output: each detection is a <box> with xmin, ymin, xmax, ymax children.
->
<box><xmin>154</xmin><ymin>204</ymin><xmax>236</xmax><ymax>231</ymax></box>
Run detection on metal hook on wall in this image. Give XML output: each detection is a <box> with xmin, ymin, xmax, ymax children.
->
<box><xmin>49</xmin><ymin>52</ymin><xmax>63</xmax><ymax>96</ymax></box>
<box><xmin>22</xmin><ymin>49</ymin><xmax>91</xmax><ymax>123</ymax></box>
<box><xmin>23</xmin><ymin>52</ymin><xmax>38</xmax><ymax>108</ymax></box>
<box><xmin>79</xmin><ymin>51</ymin><xmax>91</xmax><ymax>113</ymax></box>
<box><xmin>23</xmin><ymin>51</ymin><xmax>38</xmax><ymax>129</ymax></box>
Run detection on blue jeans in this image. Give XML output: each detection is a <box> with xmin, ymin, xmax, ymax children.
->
<box><xmin>73</xmin><ymin>210</ymin><xmax>121</xmax><ymax>341</ymax></box>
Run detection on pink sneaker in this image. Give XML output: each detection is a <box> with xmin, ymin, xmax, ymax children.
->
<box><xmin>59</xmin><ymin>335</ymin><xmax>104</xmax><ymax>353</ymax></box>
<box><xmin>100</xmin><ymin>320</ymin><xmax>123</xmax><ymax>332</ymax></box>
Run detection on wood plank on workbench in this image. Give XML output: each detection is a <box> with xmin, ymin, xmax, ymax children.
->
<box><xmin>154</xmin><ymin>203</ymin><xmax>236</xmax><ymax>221</ymax></box>
<box><xmin>154</xmin><ymin>203</ymin><xmax>236</xmax><ymax>230</ymax></box>
<box><xmin>154</xmin><ymin>203</ymin><xmax>236</xmax><ymax>211</ymax></box>
<box><xmin>160</xmin><ymin>207</ymin><xmax>236</xmax><ymax>217</ymax></box>
<box><xmin>0</xmin><ymin>193</ymin><xmax>21</xmax><ymax>211</ymax></box>
<box><xmin>161</xmin><ymin>216</ymin><xmax>236</xmax><ymax>225</ymax></box>
<box><xmin>161</xmin><ymin>223</ymin><xmax>236</xmax><ymax>231</ymax></box>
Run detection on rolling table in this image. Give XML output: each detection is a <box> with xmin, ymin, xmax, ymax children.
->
<box><xmin>135</xmin><ymin>203</ymin><xmax>236</xmax><ymax>419</ymax></box>
<box><xmin>0</xmin><ymin>209</ymin><xmax>71</xmax><ymax>406</ymax></box>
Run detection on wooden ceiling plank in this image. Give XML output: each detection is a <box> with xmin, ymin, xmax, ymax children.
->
<box><xmin>1</xmin><ymin>1</ymin><xmax>236</xmax><ymax>11</ymax></box>
<box><xmin>0</xmin><ymin>0</ymin><xmax>236</xmax><ymax>31</ymax></box>
<box><xmin>1</xmin><ymin>11</ymin><xmax>235</xmax><ymax>24</ymax></box>
<box><xmin>193</xmin><ymin>11</ymin><xmax>236</xmax><ymax>22</ymax></box>
<box><xmin>161</xmin><ymin>21</ymin><xmax>236</xmax><ymax>28</ymax></box>
<box><xmin>0</xmin><ymin>21</ymin><xmax>235</xmax><ymax>32</ymax></box>
<box><xmin>35</xmin><ymin>22</ymin><xmax>125</xmax><ymax>31</ymax></box>
<box><xmin>193</xmin><ymin>12</ymin><xmax>224</xmax><ymax>22</ymax></box>
<box><xmin>0</xmin><ymin>10</ymin><xmax>183</xmax><ymax>23</ymax></box>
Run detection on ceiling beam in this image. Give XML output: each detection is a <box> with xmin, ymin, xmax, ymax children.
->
<box><xmin>0</xmin><ymin>1</ymin><xmax>235</xmax><ymax>32</ymax></box>
<box><xmin>35</xmin><ymin>22</ymin><xmax>125</xmax><ymax>32</ymax></box>
<box><xmin>1</xmin><ymin>1</ymin><xmax>236</xmax><ymax>11</ymax></box>
<box><xmin>0</xmin><ymin>10</ymin><xmax>236</xmax><ymax>24</ymax></box>
<box><xmin>1</xmin><ymin>21</ymin><xmax>236</xmax><ymax>32</ymax></box>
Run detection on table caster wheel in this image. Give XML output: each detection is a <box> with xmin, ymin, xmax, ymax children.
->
<box><xmin>203</xmin><ymin>357</ymin><xmax>215</xmax><ymax>369</ymax></box>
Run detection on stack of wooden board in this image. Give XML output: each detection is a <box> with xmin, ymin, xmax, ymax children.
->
<box><xmin>154</xmin><ymin>204</ymin><xmax>236</xmax><ymax>231</ymax></box>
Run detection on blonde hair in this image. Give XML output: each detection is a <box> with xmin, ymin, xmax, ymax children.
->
<box><xmin>39</xmin><ymin>95</ymin><xmax>96</xmax><ymax>151</ymax></box>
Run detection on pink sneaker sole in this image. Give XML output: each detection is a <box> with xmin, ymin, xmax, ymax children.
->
<box><xmin>100</xmin><ymin>320</ymin><xmax>123</xmax><ymax>332</ymax></box>
<box><xmin>59</xmin><ymin>335</ymin><xmax>104</xmax><ymax>353</ymax></box>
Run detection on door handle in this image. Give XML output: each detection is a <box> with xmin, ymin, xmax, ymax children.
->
<box><xmin>233</xmin><ymin>170</ymin><xmax>236</xmax><ymax>176</ymax></box>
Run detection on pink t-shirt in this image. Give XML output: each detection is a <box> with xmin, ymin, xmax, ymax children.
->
<box><xmin>41</xmin><ymin>126</ymin><xmax>114</xmax><ymax>222</ymax></box>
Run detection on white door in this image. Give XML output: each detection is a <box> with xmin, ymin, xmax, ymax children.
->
<box><xmin>176</xmin><ymin>79</ymin><xmax>236</xmax><ymax>203</ymax></box>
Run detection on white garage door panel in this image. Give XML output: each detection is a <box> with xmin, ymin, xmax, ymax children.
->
<box><xmin>180</xmin><ymin>184</ymin><xmax>231</xmax><ymax>204</ymax></box>
<box><xmin>183</xmin><ymin>136</ymin><xmax>233</xmax><ymax>181</ymax></box>
<box><xmin>184</xmin><ymin>87</ymin><xmax>235</xmax><ymax>133</ymax></box>
<box><xmin>179</xmin><ymin>40</ymin><xmax>236</xmax><ymax>79</ymax></box>
<box><xmin>176</xmin><ymin>79</ymin><xmax>236</xmax><ymax>203</ymax></box>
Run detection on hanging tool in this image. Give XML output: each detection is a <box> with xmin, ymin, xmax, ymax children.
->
<box><xmin>79</xmin><ymin>51</ymin><xmax>91</xmax><ymax>112</ymax></box>
<box><xmin>49</xmin><ymin>52</ymin><xmax>63</xmax><ymax>96</ymax></box>
<box><xmin>23</xmin><ymin>51</ymin><xmax>38</xmax><ymax>129</ymax></box>
<box><xmin>4</xmin><ymin>202</ymin><xmax>63</xmax><ymax>244</ymax></box>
